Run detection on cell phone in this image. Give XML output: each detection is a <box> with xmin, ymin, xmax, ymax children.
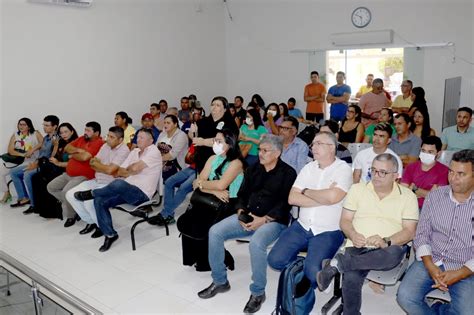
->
<box><xmin>238</xmin><ymin>212</ymin><xmax>254</xmax><ymax>224</ymax></box>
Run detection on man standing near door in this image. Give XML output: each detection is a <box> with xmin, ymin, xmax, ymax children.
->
<box><xmin>304</xmin><ymin>71</ymin><xmax>326</xmax><ymax>123</ymax></box>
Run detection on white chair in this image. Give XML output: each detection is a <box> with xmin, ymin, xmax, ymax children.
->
<box><xmin>425</xmin><ymin>289</ymin><xmax>452</xmax><ymax>307</ymax></box>
<box><xmin>347</xmin><ymin>143</ymin><xmax>372</xmax><ymax>162</ymax></box>
<box><xmin>366</xmin><ymin>245</ymin><xmax>411</xmax><ymax>286</ymax></box>
<box><xmin>438</xmin><ymin>150</ymin><xmax>456</xmax><ymax>167</ymax></box>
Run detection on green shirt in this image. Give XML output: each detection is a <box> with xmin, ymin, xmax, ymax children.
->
<box><xmin>239</xmin><ymin>124</ymin><xmax>267</xmax><ymax>156</ymax></box>
<box><xmin>209</xmin><ymin>155</ymin><xmax>244</xmax><ymax>198</ymax></box>
<box><xmin>364</xmin><ymin>123</ymin><xmax>396</xmax><ymax>143</ymax></box>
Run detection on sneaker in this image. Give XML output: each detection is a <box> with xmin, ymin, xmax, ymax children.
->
<box><xmin>316</xmin><ymin>261</ymin><xmax>339</xmax><ymax>292</ymax></box>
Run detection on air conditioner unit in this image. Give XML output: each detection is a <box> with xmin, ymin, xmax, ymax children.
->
<box><xmin>28</xmin><ymin>0</ymin><xmax>92</xmax><ymax>7</ymax></box>
<box><xmin>330</xmin><ymin>30</ymin><xmax>393</xmax><ymax>46</ymax></box>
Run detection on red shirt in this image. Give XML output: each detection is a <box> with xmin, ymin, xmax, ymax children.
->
<box><xmin>66</xmin><ymin>136</ymin><xmax>104</xmax><ymax>179</ymax></box>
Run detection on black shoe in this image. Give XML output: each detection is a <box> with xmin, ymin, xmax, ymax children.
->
<box><xmin>74</xmin><ymin>190</ymin><xmax>94</xmax><ymax>201</ymax></box>
<box><xmin>316</xmin><ymin>261</ymin><xmax>339</xmax><ymax>292</ymax></box>
<box><xmin>99</xmin><ymin>235</ymin><xmax>119</xmax><ymax>252</ymax></box>
<box><xmin>243</xmin><ymin>293</ymin><xmax>266</xmax><ymax>314</ymax></box>
<box><xmin>91</xmin><ymin>228</ymin><xmax>103</xmax><ymax>239</ymax></box>
<box><xmin>197</xmin><ymin>282</ymin><xmax>231</xmax><ymax>299</ymax></box>
<box><xmin>79</xmin><ymin>224</ymin><xmax>97</xmax><ymax>235</ymax></box>
<box><xmin>64</xmin><ymin>217</ymin><xmax>77</xmax><ymax>228</ymax></box>
<box><xmin>22</xmin><ymin>206</ymin><xmax>35</xmax><ymax>215</ymax></box>
<box><xmin>10</xmin><ymin>200</ymin><xmax>30</xmax><ymax>208</ymax></box>
<box><xmin>224</xmin><ymin>250</ymin><xmax>235</xmax><ymax>271</ymax></box>
<box><xmin>130</xmin><ymin>206</ymin><xmax>153</xmax><ymax>218</ymax></box>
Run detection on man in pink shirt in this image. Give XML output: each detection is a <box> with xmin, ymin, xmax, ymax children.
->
<box><xmin>401</xmin><ymin>136</ymin><xmax>449</xmax><ymax>209</ymax></box>
<box><xmin>359</xmin><ymin>78</ymin><xmax>390</xmax><ymax>127</ymax></box>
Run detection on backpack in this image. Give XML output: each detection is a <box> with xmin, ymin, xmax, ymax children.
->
<box><xmin>272</xmin><ymin>257</ymin><xmax>315</xmax><ymax>315</ymax></box>
<box><xmin>297</xmin><ymin>124</ymin><xmax>319</xmax><ymax>146</ymax></box>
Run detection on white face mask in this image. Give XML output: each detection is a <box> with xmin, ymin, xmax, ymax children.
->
<box><xmin>419</xmin><ymin>152</ymin><xmax>436</xmax><ymax>165</ymax></box>
<box><xmin>268</xmin><ymin>110</ymin><xmax>277</xmax><ymax>117</ymax></box>
<box><xmin>212</xmin><ymin>142</ymin><xmax>225</xmax><ymax>156</ymax></box>
<box><xmin>245</xmin><ymin>118</ymin><xmax>253</xmax><ymax>125</ymax></box>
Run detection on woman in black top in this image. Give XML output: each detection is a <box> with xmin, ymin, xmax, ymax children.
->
<box><xmin>408</xmin><ymin>87</ymin><xmax>428</xmax><ymax>117</ymax></box>
<box><xmin>189</xmin><ymin>96</ymin><xmax>239</xmax><ymax>173</ymax></box>
<box><xmin>338</xmin><ymin>104</ymin><xmax>365</xmax><ymax>146</ymax></box>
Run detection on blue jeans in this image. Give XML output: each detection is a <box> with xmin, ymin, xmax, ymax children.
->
<box><xmin>161</xmin><ymin>167</ymin><xmax>195</xmax><ymax>218</ymax></box>
<box><xmin>93</xmin><ymin>179</ymin><xmax>149</xmax><ymax>237</ymax></box>
<box><xmin>10</xmin><ymin>166</ymin><xmax>38</xmax><ymax>206</ymax></box>
<box><xmin>208</xmin><ymin>214</ymin><xmax>286</xmax><ymax>296</ymax></box>
<box><xmin>268</xmin><ymin>221</ymin><xmax>344</xmax><ymax>286</ymax></box>
<box><xmin>397</xmin><ymin>260</ymin><xmax>474</xmax><ymax>315</ymax></box>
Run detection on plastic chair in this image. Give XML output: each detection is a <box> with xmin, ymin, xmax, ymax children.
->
<box><xmin>438</xmin><ymin>150</ymin><xmax>456</xmax><ymax>167</ymax></box>
<box><xmin>347</xmin><ymin>143</ymin><xmax>372</xmax><ymax>162</ymax></box>
<box><xmin>425</xmin><ymin>289</ymin><xmax>452</xmax><ymax>307</ymax></box>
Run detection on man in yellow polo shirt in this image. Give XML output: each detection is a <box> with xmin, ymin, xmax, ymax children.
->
<box><xmin>317</xmin><ymin>153</ymin><xmax>419</xmax><ymax>315</ymax></box>
<box><xmin>392</xmin><ymin>80</ymin><xmax>413</xmax><ymax>113</ymax></box>
<box><xmin>355</xmin><ymin>74</ymin><xmax>374</xmax><ymax>98</ymax></box>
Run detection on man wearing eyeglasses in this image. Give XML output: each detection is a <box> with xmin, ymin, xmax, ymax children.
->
<box><xmin>279</xmin><ymin>116</ymin><xmax>309</xmax><ymax>174</ymax></box>
<box><xmin>392</xmin><ymin>80</ymin><xmax>413</xmax><ymax>114</ymax></box>
<box><xmin>317</xmin><ymin>153</ymin><xmax>419</xmax><ymax>315</ymax></box>
<box><xmin>397</xmin><ymin>149</ymin><xmax>473</xmax><ymax>315</ymax></box>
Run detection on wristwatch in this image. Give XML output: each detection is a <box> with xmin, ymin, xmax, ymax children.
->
<box><xmin>412</xmin><ymin>185</ymin><xmax>418</xmax><ymax>193</ymax></box>
<box><xmin>301</xmin><ymin>188</ymin><xmax>308</xmax><ymax>195</ymax></box>
<box><xmin>383</xmin><ymin>237</ymin><xmax>392</xmax><ymax>247</ymax></box>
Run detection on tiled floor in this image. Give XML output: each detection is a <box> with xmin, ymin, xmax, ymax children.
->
<box><xmin>0</xmin><ymin>200</ymin><xmax>405</xmax><ymax>314</ymax></box>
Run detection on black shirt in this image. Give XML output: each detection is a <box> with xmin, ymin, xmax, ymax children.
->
<box><xmin>235</xmin><ymin>108</ymin><xmax>247</xmax><ymax>126</ymax></box>
<box><xmin>235</xmin><ymin>158</ymin><xmax>297</xmax><ymax>225</ymax></box>
<box><xmin>195</xmin><ymin>111</ymin><xmax>239</xmax><ymax>172</ymax></box>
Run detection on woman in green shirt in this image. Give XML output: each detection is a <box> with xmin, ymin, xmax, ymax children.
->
<box><xmin>363</xmin><ymin>107</ymin><xmax>396</xmax><ymax>143</ymax></box>
<box><xmin>239</xmin><ymin>108</ymin><xmax>267</xmax><ymax>165</ymax></box>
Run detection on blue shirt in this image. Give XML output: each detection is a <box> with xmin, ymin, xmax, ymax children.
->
<box><xmin>289</xmin><ymin>108</ymin><xmax>303</xmax><ymax>119</ymax></box>
<box><xmin>281</xmin><ymin>137</ymin><xmax>309</xmax><ymax>174</ymax></box>
<box><xmin>38</xmin><ymin>134</ymin><xmax>55</xmax><ymax>159</ymax></box>
<box><xmin>441</xmin><ymin>125</ymin><xmax>474</xmax><ymax>151</ymax></box>
<box><xmin>131</xmin><ymin>126</ymin><xmax>160</xmax><ymax>144</ymax></box>
<box><xmin>328</xmin><ymin>84</ymin><xmax>351</xmax><ymax>120</ymax></box>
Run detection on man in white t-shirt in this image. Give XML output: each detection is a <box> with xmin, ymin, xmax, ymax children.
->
<box><xmin>353</xmin><ymin>123</ymin><xmax>403</xmax><ymax>183</ymax></box>
<box><xmin>268</xmin><ymin>131</ymin><xmax>352</xmax><ymax>310</ymax></box>
<box><xmin>66</xmin><ymin>126</ymin><xmax>130</xmax><ymax>238</ymax></box>
<box><xmin>74</xmin><ymin>129</ymin><xmax>162</xmax><ymax>252</ymax></box>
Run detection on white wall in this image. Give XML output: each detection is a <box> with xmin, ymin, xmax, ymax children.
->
<box><xmin>1</xmin><ymin>0</ymin><xmax>225</xmax><ymax>149</ymax></box>
<box><xmin>224</xmin><ymin>0</ymin><xmax>473</xmax><ymax>133</ymax></box>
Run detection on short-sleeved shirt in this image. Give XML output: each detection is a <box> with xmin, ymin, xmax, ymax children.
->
<box><xmin>66</xmin><ymin>136</ymin><xmax>104</xmax><ymax>179</ymax></box>
<box><xmin>401</xmin><ymin>161</ymin><xmax>449</xmax><ymax>208</ymax></box>
<box><xmin>365</xmin><ymin>124</ymin><xmax>397</xmax><ymax>143</ymax></box>
<box><xmin>281</xmin><ymin>137</ymin><xmax>309</xmax><ymax>174</ymax></box>
<box><xmin>121</xmin><ymin>145</ymin><xmax>162</xmax><ymax>198</ymax></box>
<box><xmin>357</xmin><ymin>85</ymin><xmax>372</xmax><ymax>96</ymax></box>
<box><xmin>293</xmin><ymin>159</ymin><xmax>353</xmax><ymax>235</ymax></box>
<box><xmin>304</xmin><ymin>82</ymin><xmax>326</xmax><ymax>114</ymax></box>
<box><xmin>328</xmin><ymin>84</ymin><xmax>351</xmax><ymax>119</ymax></box>
<box><xmin>38</xmin><ymin>134</ymin><xmax>55</xmax><ymax>159</ymax></box>
<box><xmin>94</xmin><ymin>142</ymin><xmax>130</xmax><ymax>184</ymax></box>
<box><xmin>208</xmin><ymin>154</ymin><xmax>243</xmax><ymax>198</ymax></box>
<box><xmin>13</xmin><ymin>132</ymin><xmax>41</xmax><ymax>163</ymax></box>
<box><xmin>441</xmin><ymin>125</ymin><xmax>474</xmax><ymax>151</ymax></box>
<box><xmin>359</xmin><ymin>92</ymin><xmax>390</xmax><ymax>126</ymax></box>
<box><xmin>131</xmin><ymin>126</ymin><xmax>160</xmax><ymax>145</ymax></box>
<box><xmin>353</xmin><ymin>147</ymin><xmax>403</xmax><ymax>183</ymax></box>
<box><xmin>343</xmin><ymin>181</ymin><xmax>419</xmax><ymax>247</ymax></box>
<box><xmin>389</xmin><ymin>133</ymin><xmax>422</xmax><ymax>158</ymax></box>
<box><xmin>289</xmin><ymin>108</ymin><xmax>304</xmax><ymax>119</ymax></box>
<box><xmin>157</xmin><ymin>129</ymin><xmax>189</xmax><ymax>169</ymax></box>
<box><xmin>123</xmin><ymin>125</ymin><xmax>136</xmax><ymax>145</ymax></box>
<box><xmin>239</xmin><ymin>124</ymin><xmax>267</xmax><ymax>156</ymax></box>
<box><xmin>263</xmin><ymin>116</ymin><xmax>283</xmax><ymax>133</ymax></box>
<box><xmin>392</xmin><ymin>95</ymin><xmax>413</xmax><ymax>109</ymax></box>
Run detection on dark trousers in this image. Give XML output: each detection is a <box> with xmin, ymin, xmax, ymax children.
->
<box><xmin>339</xmin><ymin>246</ymin><xmax>406</xmax><ymax>315</ymax></box>
<box><xmin>305</xmin><ymin>113</ymin><xmax>324</xmax><ymax>123</ymax></box>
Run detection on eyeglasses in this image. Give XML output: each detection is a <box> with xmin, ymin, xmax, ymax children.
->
<box><xmin>278</xmin><ymin>126</ymin><xmax>295</xmax><ymax>131</ymax></box>
<box><xmin>370</xmin><ymin>167</ymin><xmax>396</xmax><ymax>178</ymax></box>
<box><xmin>310</xmin><ymin>141</ymin><xmax>334</xmax><ymax>148</ymax></box>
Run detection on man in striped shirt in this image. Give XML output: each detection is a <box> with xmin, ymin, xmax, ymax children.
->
<box><xmin>397</xmin><ymin>149</ymin><xmax>474</xmax><ymax>314</ymax></box>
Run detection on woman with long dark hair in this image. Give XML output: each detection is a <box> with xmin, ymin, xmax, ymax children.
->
<box><xmin>338</xmin><ymin>104</ymin><xmax>365</xmax><ymax>146</ymax></box>
<box><xmin>412</xmin><ymin>108</ymin><xmax>436</xmax><ymax>140</ymax></box>
<box><xmin>179</xmin><ymin>128</ymin><xmax>245</xmax><ymax>272</ymax></box>
<box><xmin>408</xmin><ymin>87</ymin><xmax>428</xmax><ymax>116</ymax></box>
<box><xmin>262</xmin><ymin>103</ymin><xmax>283</xmax><ymax>135</ymax></box>
<box><xmin>114</xmin><ymin>111</ymin><xmax>135</xmax><ymax>147</ymax></box>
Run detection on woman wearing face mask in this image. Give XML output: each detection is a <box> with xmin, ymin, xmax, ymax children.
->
<box><xmin>363</xmin><ymin>107</ymin><xmax>396</xmax><ymax>143</ymax></box>
<box><xmin>180</xmin><ymin>128</ymin><xmax>245</xmax><ymax>272</ymax></box>
<box><xmin>263</xmin><ymin>103</ymin><xmax>283</xmax><ymax>135</ymax></box>
<box><xmin>401</xmin><ymin>136</ymin><xmax>449</xmax><ymax>209</ymax></box>
<box><xmin>188</xmin><ymin>96</ymin><xmax>239</xmax><ymax>173</ymax></box>
<box><xmin>239</xmin><ymin>109</ymin><xmax>267</xmax><ymax>166</ymax></box>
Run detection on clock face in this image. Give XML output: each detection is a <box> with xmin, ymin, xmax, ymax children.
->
<box><xmin>351</xmin><ymin>7</ymin><xmax>371</xmax><ymax>28</ymax></box>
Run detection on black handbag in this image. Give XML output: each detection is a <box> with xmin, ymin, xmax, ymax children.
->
<box><xmin>38</xmin><ymin>157</ymin><xmax>64</xmax><ymax>180</ymax></box>
<box><xmin>1</xmin><ymin>153</ymin><xmax>25</xmax><ymax>165</ymax></box>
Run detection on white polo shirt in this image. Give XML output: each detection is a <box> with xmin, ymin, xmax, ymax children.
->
<box><xmin>292</xmin><ymin>158</ymin><xmax>353</xmax><ymax>235</ymax></box>
<box><xmin>94</xmin><ymin>143</ymin><xmax>130</xmax><ymax>184</ymax></box>
<box><xmin>353</xmin><ymin>147</ymin><xmax>403</xmax><ymax>183</ymax></box>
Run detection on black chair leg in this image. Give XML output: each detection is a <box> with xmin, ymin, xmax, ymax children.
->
<box><xmin>131</xmin><ymin>218</ymin><xmax>147</xmax><ymax>251</ymax></box>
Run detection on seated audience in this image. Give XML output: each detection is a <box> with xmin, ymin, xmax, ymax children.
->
<box><xmin>355</xmin><ymin>73</ymin><xmax>374</xmax><ymax>98</ymax></box>
<box><xmin>411</xmin><ymin>108</ymin><xmax>436</xmax><ymax>140</ymax></box>
<box><xmin>10</xmin><ymin>115</ymin><xmax>59</xmax><ymax>214</ymax></box>
<box><xmin>228</xmin><ymin>103</ymin><xmax>240</xmax><ymax>127</ymax></box>
<box><xmin>239</xmin><ymin>108</ymin><xmax>267</xmax><ymax>166</ymax></box>
<box><xmin>74</xmin><ymin>128</ymin><xmax>162</xmax><ymax>252</ymax></box>
<box><xmin>114</xmin><ymin>111</ymin><xmax>135</xmax><ymax>146</ymax></box>
<box><xmin>65</xmin><ymin>126</ymin><xmax>129</xmax><ymax>238</ymax></box>
<box><xmin>156</xmin><ymin>145</ymin><xmax>196</xmax><ymax>226</ymax></box>
<box><xmin>150</xmin><ymin>100</ymin><xmax>168</xmax><ymax>131</ymax></box>
<box><xmin>47</xmin><ymin>121</ymin><xmax>104</xmax><ymax>227</ymax></box>
<box><xmin>157</xmin><ymin>115</ymin><xmax>188</xmax><ymax>181</ymax></box>
<box><xmin>2</xmin><ymin>118</ymin><xmax>43</xmax><ymax>205</ymax></box>
<box><xmin>263</xmin><ymin>103</ymin><xmax>283</xmax><ymax>135</ymax></box>
<box><xmin>304</xmin><ymin>71</ymin><xmax>327</xmax><ymax>122</ymax></box>
<box><xmin>401</xmin><ymin>136</ymin><xmax>449</xmax><ymax>209</ymax></box>
<box><xmin>353</xmin><ymin>123</ymin><xmax>402</xmax><ymax>183</ymax></box>
<box><xmin>287</xmin><ymin>97</ymin><xmax>304</xmax><ymax>121</ymax></box>
<box><xmin>190</xmin><ymin>96</ymin><xmax>239</xmax><ymax>173</ymax></box>
<box><xmin>441</xmin><ymin>106</ymin><xmax>473</xmax><ymax>151</ymax></box>
<box><xmin>326</xmin><ymin>71</ymin><xmax>351</xmax><ymax>122</ymax></box>
<box><xmin>320</xmin><ymin>120</ymin><xmax>352</xmax><ymax>164</ymax></box>
<box><xmin>178</xmin><ymin>96</ymin><xmax>191</xmax><ymax>124</ymax></box>
<box><xmin>359</xmin><ymin>78</ymin><xmax>390</xmax><ymax>127</ymax></box>
<box><xmin>268</xmin><ymin>131</ymin><xmax>352</xmax><ymax>313</ymax></box>
<box><xmin>279</xmin><ymin>103</ymin><xmax>289</xmax><ymax>119</ymax></box>
<box><xmin>180</xmin><ymin>129</ymin><xmax>244</xmax><ymax>271</ymax></box>
<box><xmin>389</xmin><ymin>113</ymin><xmax>422</xmax><ymax>167</ymax></box>
<box><xmin>198</xmin><ymin>134</ymin><xmax>296</xmax><ymax>314</ymax></box>
<box><xmin>397</xmin><ymin>149</ymin><xmax>473</xmax><ymax>315</ymax></box>
<box><xmin>251</xmin><ymin>93</ymin><xmax>265</xmax><ymax>118</ymax></box>
<box><xmin>32</xmin><ymin>123</ymin><xmax>78</xmax><ymax>219</ymax></box>
<box><xmin>130</xmin><ymin>113</ymin><xmax>160</xmax><ymax>149</ymax></box>
<box><xmin>317</xmin><ymin>153</ymin><xmax>419</xmax><ymax>315</ymax></box>
<box><xmin>338</xmin><ymin>104</ymin><xmax>365</xmax><ymax>146</ymax></box>
<box><xmin>182</xmin><ymin>106</ymin><xmax>204</xmax><ymax>135</ymax></box>
<box><xmin>392</xmin><ymin>80</ymin><xmax>413</xmax><ymax>113</ymax></box>
<box><xmin>233</xmin><ymin>96</ymin><xmax>247</xmax><ymax>127</ymax></box>
<box><xmin>363</xmin><ymin>107</ymin><xmax>396</xmax><ymax>144</ymax></box>
<box><xmin>279</xmin><ymin>116</ymin><xmax>309</xmax><ymax>174</ymax></box>
<box><xmin>408</xmin><ymin>87</ymin><xmax>428</xmax><ymax>116</ymax></box>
